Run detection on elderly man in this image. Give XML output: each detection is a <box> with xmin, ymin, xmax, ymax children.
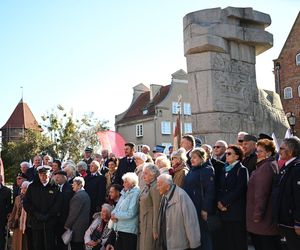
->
<box><xmin>114</xmin><ymin>142</ymin><xmax>137</xmax><ymax>185</ymax></box>
<box><xmin>237</xmin><ymin>131</ymin><xmax>248</xmax><ymax>147</ymax></box>
<box><xmin>20</xmin><ymin>161</ymin><xmax>31</xmax><ymax>180</ymax></box>
<box><xmin>84</xmin><ymin>160</ymin><xmax>106</xmax><ymax>220</ymax></box>
<box><xmin>213</xmin><ymin>140</ymin><xmax>228</xmax><ymax>163</ymax></box>
<box><xmin>83</xmin><ymin>146</ymin><xmax>94</xmax><ymax>169</ymax></box>
<box><xmin>27</xmin><ymin>155</ymin><xmax>42</xmax><ymax>181</ymax></box>
<box><xmin>241</xmin><ymin>135</ymin><xmax>258</xmax><ymax>176</ymax></box>
<box><xmin>180</xmin><ymin>134</ymin><xmax>196</xmax><ymax>168</ymax></box>
<box><xmin>274</xmin><ymin>137</ymin><xmax>300</xmax><ymax>250</ymax></box>
<box><xmin>23</xmin><ymin>165</ymin><xmax>62</xmax><ymax>250</ymax></box>
<box><xmin>141</xmin><ymin>145</ymin><xmax>153</xmax><ymax>163</ymax></box>
<box><xmin>157</xmin><ymin>174</ymin><xmax>200</xmax><ymax>250</ymax></box>
<box><xmin>0</xmin><ymin>175</ymin><xmax>12</xmax><ymax>250</ymax></box>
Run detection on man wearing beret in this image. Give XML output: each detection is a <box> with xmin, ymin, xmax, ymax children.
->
<box><xmin>23</xmin><ymin>165</ymin><xmax>62</xmax><ymax>250</ymax></box>
<box><xmin>54</xmin><ymin>170</ymin><xmax>73</xmax><ymax>250</ymax></box>
<box><xmin>241</xmin><ymin>135</ymin><xmax>258</xmax><ymax>176</ymax></box>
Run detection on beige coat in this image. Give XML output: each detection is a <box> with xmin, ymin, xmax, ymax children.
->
<box><xmin>172</xmin><ymin>162</ymin><xmax>189</xmax><ymax>188</ymax></box>
<box><xmin>139</xmin><ymin>180</ymin><xmax>161</xmax><ymax>250</ymax></box>
<box><xmin>158</xmin><ymin>185</ymin><xmax>201</xmax><ymax>250</ymax></box>
<box><xmin>8</xmin><ymin>195</ymin><xmax>28</xmax><ymax>250</ymax></box>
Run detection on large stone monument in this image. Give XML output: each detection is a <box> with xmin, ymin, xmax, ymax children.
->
<box><xmin>183</xmin><ymin>7</ymin><xmax>289</xmax><ymax>144</ymax></box>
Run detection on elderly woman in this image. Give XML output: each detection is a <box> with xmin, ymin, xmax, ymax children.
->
<box><xmin>155</xmin><ymin>156</ymin><xmax>172</xmax><ymax>175</ymax></box>
<box><xmin>65</xmin><ymin>177</ymin><xmax>91</xmax><ymax>250</ymax></box>
<box><xmin>133</xmin><ymin>152</ymin><xmax>147</xmax><ymax>190</ymax></box>
<box><xmin>84</xmin><ymin>203</ymin><xmax>114</xmax><ymax>250</ymax></box>
<box><xmin>183</xmin><ymin>148</ymin><xmax>215</xmax><ymax>250</ymax></box>
<box><xmin>9</xmin><ymin>181</ymin><xmax>31</xmax><ymax>250</ymax></box>
<box><xmin>139</xmin><ymin>163</ymin><xmax>161</xmax><ymax>250</ymax></box>
<box><xmin>77</xmin><ymin>161</ymin><xmax>88</xmax><ymax>178</ymax></box>
<box><xmin>63</xmin><ymin>160</ymin><xmax>78</xmax><ymax>184</ymax></box>
<box><xmin>171</xmin><ymin>148</ymin><xmax>189</xmax><ymax>188</ymax></box>
<box><xmin>108</xmin><ymin>172</ymin><xmax>140</xmax><ymax>250</ymax></box>
<box><xmin>105</xmin><ymin>157</ymin><xmax>119</xmax><ymax>191</ymax></box>
<box><xmin>217</xmin><ymin>145</ymin><xmax>248</xmax><ymax>250</ymax></box>
<box><xmin>246</xmin><ymin>139</ymin><xmax>281</xmax><ymax>250</ymax></box>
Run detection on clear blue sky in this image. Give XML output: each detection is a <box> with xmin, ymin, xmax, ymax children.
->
<box><xmin>0</xmin><ymin>0</ymin><xmax>299</xmax><ymax>129</ymax></box>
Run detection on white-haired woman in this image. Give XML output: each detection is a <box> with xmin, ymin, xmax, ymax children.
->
<box><xmin>63</xmin><ymin>161</ymin><xmax>78</xmax><ymax>184</ymax></box>
<box><xmin>133</xmin><ymin>152</ymin><xmax>147</xmax><ymax>190</ymax></box>
<box><xmin>77</xmin><ymin>161</ymin><xmax>88</xmax><ymax>178</ymax></box>
<box><xmin>139</xmin><ymin>164</ymin><xmax>161</xmax><ymax>250</ymax></box>
<box><xmin>155</xmin><ymin>156</ymin><xmax>172</xmax><ymax>175</ymax></box>
<box><xmin>84</xmin><ymin>203</ymin><xmax>114</xmax><ymax>250</ymax></box>
<box><xmin>8</xmin><ymin>181</ymin><xmax>31</xmax><ymax>250</ymax></box>
<box><xmin>107</xmin><ymin>172</ymin><xmax>140</xmax><ymax>250</ymax></box>
<box><xmin>65</xmin><ymin>177</ymin><xmax>91</xmax><ymax>250</ymax></box>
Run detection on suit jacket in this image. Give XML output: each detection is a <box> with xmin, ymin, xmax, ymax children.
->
<box><xmin>84</xmin><ymin>172</ymin><xmax>106</xmax><ymax>217</ymax></box>
<box><xmin>114</xmin><ymin>157</ymin><xmax>136</xmax><ymax>185</ymax></box>
<box><xmin>209</xmin><ymin>158</ymin><xmax>225</xmax><ymax>190</ymax></box>
<box><xmin>58</xmin><ymin>182</ymin><xmax>73</xmax><ymax>227</ymax></box>
<box><xmin>65</xmin><ymin>189</ymin><xmax>91</xmax><ymax>242</ymax></box>
<box><xmin>0</xmin><ymin>184</ymin><xmax>12</xmax><ymax>225</ymax></box>
<box><xmin>242</xmin><ymin>151</ymin><xmax>257</xmax><ymax>176</ymax></box>
<box><xmin>275</xmin><ymin>158</ymin><xmax>300</xmax><ymax>228</ymax></box>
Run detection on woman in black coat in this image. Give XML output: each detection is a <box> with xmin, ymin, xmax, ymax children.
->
<box><xmin>183</xmin><ymin>148</ymin><xmax>215</xmax><ymax>250</ymax></box>
<box><xmin>217</xmin><ymin>145</ymin><xmax>249</xmax><ymax>250</ymax></box>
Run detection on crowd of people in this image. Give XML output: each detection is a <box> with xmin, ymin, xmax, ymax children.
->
<box><xmin>0</xmin><ymin>132</ymin><xmax>300</xmax><ymax>250</ymax></box>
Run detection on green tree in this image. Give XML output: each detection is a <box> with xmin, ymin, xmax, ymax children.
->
<box><xmin>41</xmin><ymin>105</ymin><xmax>109</xmax><ymax>162</ymax></box>
<box><xmin>1</xmin><ymin>129</ymin><xmax>54</xmax><ymax>183</ymax></box>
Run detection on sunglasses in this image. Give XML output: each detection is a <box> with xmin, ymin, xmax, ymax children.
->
<box><xmin>225</xmin><ymin>152</ymin><xmax>233</xmax><ymax>156</ymax></box>
<box><xmin>238</xmin><ymin>140</ymin><xmax>244</xmax><ymax>143</ymax></box>
<box><xmin>213</xmin><ymin>145</ymin><xmax>221</xmax><ymax>149</ymax></box>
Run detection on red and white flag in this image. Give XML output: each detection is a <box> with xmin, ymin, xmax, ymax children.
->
<box><xmin>97</xmin><ymin>130</ymin><xmax>126</xmax><ymax>158</ymax></box>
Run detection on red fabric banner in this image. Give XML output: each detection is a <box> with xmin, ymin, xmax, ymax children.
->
<box><xmin>97</xmin><ymin>130</ymin><xmax>126</xmax><ymax>158</ymax></box>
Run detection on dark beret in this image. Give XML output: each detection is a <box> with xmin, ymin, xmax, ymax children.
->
<box><xmin>258</xmin><ymin>133</ymin><xmax>273</xmax><ymax>141</ymax></box>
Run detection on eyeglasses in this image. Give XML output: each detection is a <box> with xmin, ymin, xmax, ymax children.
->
<box><xmin>238</xmin><ymin>140</ymin><xmax>244</xmax><ymax>143</ymax></box>
<box><xmin>279</xmin><ymin>147</ymin><xmax>287</xmax><ymax>151</ymax></box>
<box><xmin>213</xmin><ymin>146</ymin><xmax>221</xmax><ymax>149</ymax></box>
<box><xmin>225</xmin><ymin>152</ymin><xmax>232</xmax><ymax>156</ymax></box>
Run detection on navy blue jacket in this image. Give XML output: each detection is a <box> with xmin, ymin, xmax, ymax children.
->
<box><xmin>114</xmin><ymin>157</ymin><xmax>136</xmax><ymax>185</ymax></box>
<box><xmin>274</xmin><ymin>158</ymin><xmax>300</xmax><ymax>228</ymax></box>
<box><xmin>217</xmin><ymin>162</ymin><xmax>248</xmax><ymax>222</ymax></box>
<box><xmin>183</xmin><ymin>162</ymin><xmax>215</xmax><ymax>217</ymax></box>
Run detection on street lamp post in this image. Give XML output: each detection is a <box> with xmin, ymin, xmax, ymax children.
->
<box><xmin>286</xmin><ymin>112</ymin><xmax>296</xmax><ymax>136</ymax></box>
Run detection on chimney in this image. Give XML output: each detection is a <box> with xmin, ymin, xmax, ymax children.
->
<box><xmin>132</xmin><ymin>83</ymin><xmax>149</xmax><ymax>103</ymax></box>
<box><xmin>150</xmin><ymin>84</ymin><xmax>162</xmax><ymax>101</ymax></box>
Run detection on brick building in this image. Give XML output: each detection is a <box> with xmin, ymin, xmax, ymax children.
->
<box><xmin>1</xmin><ymin>99</ymin><xmax>42</xmax><ymax>143</ymax></box>
<box><xmin>274</xmin><ymin>11</ymin><xmax>300</xmax><ymax>135</ymax></box>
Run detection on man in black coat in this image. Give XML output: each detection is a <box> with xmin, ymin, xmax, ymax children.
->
<box><xmin>0</xmin><ymin>175</ymin><xmax>12</xmax><ymax>250</ymax></box>
<box><xmin>26</xmin><ymin>155</ymin><xmax>42</xmax><ymax>181</ymax></box>
<box><xmin>114</xmin><ymin>142</ymin><xmax>136</xmax><ymax>185</ymax></box>
<box><xmin>241</xmin><ymin>135</ymin><xmax>258</xmax><ymax>176</ymax></box>
<box><xmin>23</xmin><ymin>165</ymin><xmax>62</xmax><ymax>250</ymax></box>
<box><xmin>54</xmin><ymin>171</ymin><xmax>73</xmax><ymax>250</ymax></box>
<box><xmin>84</xmin><ymin>160</ymin><xmax>106</xmax><ymax>220</ymax></box>
<box><xmin>274</xmin><ymin>138</ymin><xmax>300</xmax><ymax>250</ymax></box>
<box><xmin>82</xmin><ymin>146</ymin><xmax>94</xmax><ymax>169</ymax></box>
<box><xmin>180</xmin><ymin>135</ymin><xmax>195</xmax><ymax>168</ymax></box>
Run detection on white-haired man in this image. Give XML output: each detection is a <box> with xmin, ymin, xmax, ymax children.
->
<box><xmin>213</xmin><ymin>140</ymin><xmax>228</xmax><ymax>163</ymax></box>
<box><xmin>157</xmin><ymin>174</ymin><xmax>201</xmax><ymax>250</ymax></box>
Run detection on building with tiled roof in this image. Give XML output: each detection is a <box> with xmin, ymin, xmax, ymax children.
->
<box><xmin>115</xmin><ymin>69</ymin><xmax>192</xmax><ymax>152</ymax></box>
<box><xmin>274</xmin><ymin>11</ymin><xmax>300</xmax><ymax>135</ymax></box>
<box><xmin>1</xmin><ymin>99</ymin><xmax>42</xmax><ymax>142</ymax></box>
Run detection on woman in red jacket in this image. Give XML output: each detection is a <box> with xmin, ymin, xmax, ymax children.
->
<box><xmin>246</xmin><ymin>139</ymin><xmax>282</xmax><ymax>250</ymax></box>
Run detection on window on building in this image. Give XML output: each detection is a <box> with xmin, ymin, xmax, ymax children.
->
<box><xmin>161</xmin><ymin>121</ymin><xmax>171</xmax><ymax>135</ymax></box>
<box><xmin>142</xmin><ymin>109</ymin><xmax>148</xmax><ymax>115</ymax></box>
<box><xmin>283</xmin><ymin>87</ymin><xmax>293</xmax><ymax>99</ymax></box>
<box><xmin>298</xmin><ymin>85</ymin><xmax>300</xmax><ymax>97</ymax></box>
<box><xmin>136</xmin><ymin>124</ymin><xmax>143</xmax><ymax>137</ymax></box>
<box><xmin>183</xmin><ymin>103</ymin><xmax>191</xmax><ymax>115</ymax></box>
<box><xmin>296</xmin><ymin>53</ymin><xmax>300</xmax><ymax>66</ymax></box>
<box><xmin>184</xmin><ymin>123</ymin><xmax>193</xmax><ymax>134</ymax></box>
<box><xmin>136</xmin><ymin>144</ymin><xmax>143</xmax><ymax>152</ymax></box>
<box><xmin>172</xmin><ymin>102</ymin><xmax>181</xmax><ymax>114</ymax></box>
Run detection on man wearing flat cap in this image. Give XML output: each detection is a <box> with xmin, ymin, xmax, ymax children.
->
<box><xmin>242</xmin><ymin>135</ymin><xmax>258</xmax><ymax>176</ymax></box>
<box><xmin>23</xmin><ymin>165</ymin><xmax>62</xmax><ymax>250</ymax></box>
<box><xmin>82</xmin><ymin>146</ymin><xmax>94</xmax><ymax>169</ymax></box>
<box><xmin>54</xmin><ymin>170</ymin><xmax>73</xmax><ymax>250</ymax></box>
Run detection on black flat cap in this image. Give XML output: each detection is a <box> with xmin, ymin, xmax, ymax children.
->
<box><xmin>243</xmin><ymin>134</ymin><xmax>258</xmax><ymax>142</ymax></box>
<box><xmin>258</xmin><ymin>133</ymin><xmax>273</xmax><ymax>141</ymax></box>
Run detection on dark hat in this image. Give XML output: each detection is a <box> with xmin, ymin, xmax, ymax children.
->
<box><xmin>153</xmin><ymin>145</ymin><xmax>166</xmax><ymax>153</ymax></box>
<box><xmin>195</xmin><ymin>137</ymin><xmax>202</xmax><ymax>147</ymax></box>
<box><xmin>243</xmin><ymin>134</ymin><xmax>258</xmax><ymax>142</ymax></box>
<box><xmin>84</xmin><ymin>147</ymin><xmax>93</xmax><ymax>153</ymax></box>
<box><xmin>53</xmin><ymin>159</ymin><xmax>62</xmax><ymax>168</ymax></box>
<box><xmin>54</xmin><ymin>170</ymin><xmax>67</xmax><ymax>176</ymax></box>
<box><xmin>16</xmin><ymin>173</ymin><xmax>27</xmax><ymax>179</ymax></box>
<box><xmin>125</xmin><ymin>142</ymin><xmax>135</xmax><ymax>148</ymax></box>
<box><xmin>37</xmin><ymin>165</ymin><xmax>51</xmax><ymax>173</ymax></box>
<box><xmin>258</xmin><ymin>133</ymin><xmax>273</xmax><ymax>141</ymax></box>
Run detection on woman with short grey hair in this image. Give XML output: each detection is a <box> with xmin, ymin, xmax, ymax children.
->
<box><xmin>77</xmin><ymin>161</ymin><xmax>88</xmax><ymax>178</ymax></box>
<box><xmin>138</xmin><ymin>163</ymin><xmax>162</xmax><ymax>250</ymax></box>
<box><xmin>65</xmin><ymin>176</ymin><xmax>90</xmax><ymax>250</ymax></box>
<box><xmin>155</xmin><ymin>156</ymin><xmax>171</xmax><ymax>175</ymax></box>
<box><xmin>63</xmin><ymin>161</ymin><xmax>78</xmax><ymax>184</ymax></box>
